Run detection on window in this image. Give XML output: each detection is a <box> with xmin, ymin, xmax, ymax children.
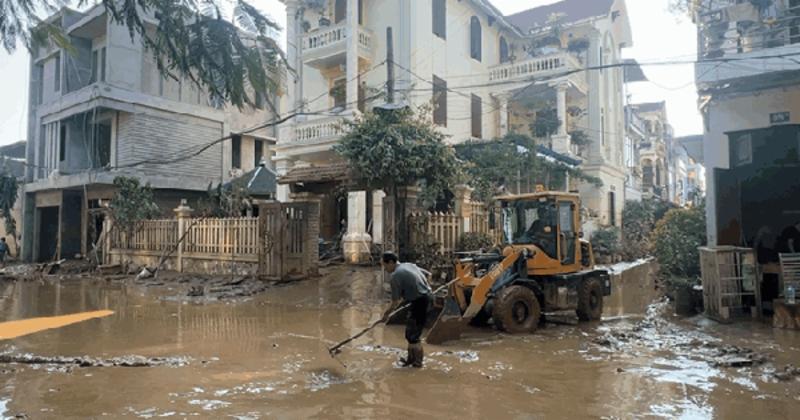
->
<box><xmin>35</xmin><ymin>64</ymin><xmax>44</xmax><ymax>104</ymax></box>
<box><xmin>100</xmin><ymin>47</ymin><xmax>106</xmax><ymax>82</ymax></box>
<box><xmin>254</xmin><ymin>139</ymin><xmax>264</xmax><ymax>167</ymax></box>
<box><xmin>608</xmin><ymin>192</ymin><xmax>616</xmax><ymax>226</ymax></box>
<box><xmin>471</xmin><ymin>94</ymin><xmax>482</xmax><ymax>138</ymax></box>
<box><xmin>433</xmin><ymin>75</ymin><xmax>447</xmax><ymax>126</ymax></box>
<box><xmin>91</xmin><ymin>48</ymin><xmax>106</xmax><ymax>83</ymax></box>
<box><xmin>331</xmin><ymin>78</ymin><xmax>346</xmax><ymax>109</ymax></box>
<box><xmin>499</xmin><ymin>36</ymin><xmax>510</xmax><ymax>63</ymax></box>
<box><xmin>59</xmin><ymin>124</ymin><xmax>66</xmax><ymax>162</ymax></box>
<box><xmin>53</xmin><ymin>53</ymin><xmax>61</xmax><ymax>92</ymax></box>
<box><xmin>433</xmin><ymin>0</ymin><xmax>446</xmax><ymax>39</ymax></box>
<box><xmin>232</xmin><ymin>135</ymin><xmax>242</xmax><ymax>169</ymax></box>
<box><xmin>335</xmin><ymin>0</ymin><xmax>346</xmax><ymax>24</ymax></box>
<box><xmin>470</xmin><ymin>16</ymin><xmax>482</xmax><ymax>61</ymax></box>
<box><xmin>601</xmin><ymin>109</ymin><xmax>606</xmax><ymax>146</ymax></box>
<box><xmin>91</xmin><ymin>50</ymin><xmax>98</xmax><ymax>83</ymax></box>
<box><xmin>734</xmin><ymin>134</ymin><xmax>752</xmax><ymax>167</ymax></box>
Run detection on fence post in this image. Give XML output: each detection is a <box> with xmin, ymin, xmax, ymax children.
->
<box><xmin>453</xmin><ymin>184</ymin><xmax>474</xmax><ymax>234</ymax></box>
<box><xmin>290</xmin><ymin>192</ymin><xmax>321</xmax><ymax>276</ymax></box>
<box><xmin>174</xmin><ymin>199</ymin><xmax>194</xmax><ymax>273</ymax></box>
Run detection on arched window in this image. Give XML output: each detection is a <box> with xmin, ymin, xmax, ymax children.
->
<box><xmin>470</xmin><ymin>16</ymin><xmax>482</xmax><ymax>61</ymax></box>
<box><xmin>335</xmin><ymin>0</ymin><xmax>346</xmax><ymax>24</ymax></box>
<box><xmin>499</xmin><ymin>36</ymin><xmax>509</xmax><ymax>63</ymax></box>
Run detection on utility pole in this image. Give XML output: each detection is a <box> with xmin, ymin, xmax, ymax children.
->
<box><xmin>386</xmin><ymin>27</ymin><xmax>395</xmax><ymax>104</ymax></box>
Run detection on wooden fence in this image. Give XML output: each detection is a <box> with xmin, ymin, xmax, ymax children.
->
<box><xmin>110</xmin><ymin>219</ymin><xmax>179</xmax><ymax>252</ymax></box>
<box><xmin>408</xmin><ymin>203</ymin><xmax>502</xmax><ymax>255</ymax></box>
<box><xmin>108</xmin><ymin>201</ymin><xmax>318</xmax><ymax>278</ymax></box>
<box><xmin>184</xmin><ymin>218</ymin><xmax>260</xmax><ymax>256</ymax></box>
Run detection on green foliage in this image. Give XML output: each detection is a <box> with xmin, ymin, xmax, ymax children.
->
<box><xmin>0</xmin><ymin>173</ymin><xmax>18</xmax><ymax>241</ymax></box>
<box><xmin>591</xmin><ymin>226</ymin><xmax>621</xmax><ymax>264</ymax></box>
<box><xmin>110</xmin><ymin>176</ymin><xmax>160</xmax><ymax>235</ymax></box>
<box><xmin>568</xmin><ymin>130</ymin><xmax>591</xmax><ymax>147</ymax></box>
<box><xmin>334</xmin><ymin>106</ymin><xmax>460</xmax><ymax>204</ymax></box>
<box><xmin>531</xmin><ymin>107</ymin><xmax>561</xmax><ymax>139</ymax></box>
<box><xmin>198</xmin><ymin>182</ymin><xmax>252</xmax><ymax>218</ymax></box>
<box><xmin>651</xmin><ymin>205</ymin><xmax>707</xmax><ymax>278</ymax></box>
<box><xmin>456</xmin><ymin>133</ymin><xmax>602</xmax><ymax>202</ymax></box>
<box><xmin>457</xmin><ymin>232</ymin><xmax>494</xmax><ymax>252</ymax></box>
<box><xmin>620</xmin><ymin>199</ymin><xmax>678</xmax><ymax>260</ymax></box>
<box><xmin>3</xmin><ymin>0</ymin><xmax>283</xmax><ymax>109</ymax></box>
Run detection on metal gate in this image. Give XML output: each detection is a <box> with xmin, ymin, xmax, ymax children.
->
<box><xmin>258</xmin><ymin>203</ymin><xmax>314</xmax><ymax>280</ymax></box>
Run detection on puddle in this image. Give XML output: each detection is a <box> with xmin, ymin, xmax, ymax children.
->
<box><xmin>0</xmin><ymin>265</ymin><xmax>797</xmax><ymax>418</ymax></box>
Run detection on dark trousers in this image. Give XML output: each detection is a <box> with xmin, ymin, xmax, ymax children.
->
<box><xmin>405</xmin><ymin>295</ymin><xmax>430</xmax><ymax>344</ymax></box>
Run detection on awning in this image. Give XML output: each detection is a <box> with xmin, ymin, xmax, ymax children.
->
<box><xmin>278</xmin><ymin>162</ymin><xmax>353</xmax><ymax>185</ymax></box>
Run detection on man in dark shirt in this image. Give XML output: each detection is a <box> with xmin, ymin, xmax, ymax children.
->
<box><xmin>381</xmin><ymin>252</ymin><xmax>432</xmax><ymax>368</ymax></box>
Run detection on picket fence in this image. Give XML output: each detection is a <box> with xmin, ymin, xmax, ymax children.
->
<box><xmin>408</xmin><ymin>204</ymin><xmax>501</xmax><ymax>255</ymax></box>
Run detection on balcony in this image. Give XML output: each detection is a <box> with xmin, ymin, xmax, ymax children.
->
<box><xmin>277</xmin><ymin>114</ymin><xmax>355</xmax><ymax>157</ymax></box>
<box><xmin>696</xmin><ymin>2</ymin><xmax>800</xmax><ymax>85</ymax></box>
<box><xmin>301</xmin><ymin>23</ymin><xmax>373</xmax><ymax>69</ymax></box>
<box><xmin>488</xmin><ymin>52</ymin><xmax>587</xmax><ymax>93</ymax></box>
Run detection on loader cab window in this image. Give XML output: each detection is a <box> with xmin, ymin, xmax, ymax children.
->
<box><xmin>502</xmin><ymin>198</ymin><xmax>557</xmax><ymax>258</ymax></box>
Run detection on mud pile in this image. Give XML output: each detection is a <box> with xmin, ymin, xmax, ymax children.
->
<box><xmin>593</xmin><ymin>299</ymin><xmax>770</xmax><ymax>369</ymax></box>
<box><xmin>0</xmin><ymin>352</ymin><xmax>191</xmax><ymax>370</ymax></box>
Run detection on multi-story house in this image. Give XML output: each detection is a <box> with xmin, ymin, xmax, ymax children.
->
<box><xmin>277</xmin><ymin>0</ymin><xmax>632</xmax><ymax>261</ymax></box>
<box><xmin>692</xmin><ymin>0</ymin><xmax>800</xmax><ymax>249</ymax></box>
<box><xmin>629</xmin><ymin>101</ymin><xmax>672</xmax><ymax>202</ymax></box>
<box><xmin>22</xmin><ymin>6</ymin><xmax>278</xmax><ymax>262</ymax></box>
<box><xmin>624</xmin><ymin>105</ymin><xmax>646</xmax><ymax>202</ymax></box>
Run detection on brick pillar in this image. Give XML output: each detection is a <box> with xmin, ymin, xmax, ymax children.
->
<box><xmin>173</xmin><ymin>199</ymin><xmax>194</xmax><ymax>273</ymax></box>
<box><xmin>291</xmin><ymin>192</ymin><xmax>321</xmax><ymax>275</ymax></box>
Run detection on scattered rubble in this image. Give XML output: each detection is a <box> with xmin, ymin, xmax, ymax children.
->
<box><xmin>0</xmin><ymin>353</ymin><xmax>191</xmax><ymax>369</ymax></box>
<box><xmin>593</xmin><ymin>298</ymin><xmax>771</xmax><ymax>369</ymax></box>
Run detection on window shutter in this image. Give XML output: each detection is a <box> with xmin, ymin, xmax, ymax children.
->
<box><xmin>471</xmin><ymin>94</ymin><xmax>482</xmax><ymax>138</ymax></box>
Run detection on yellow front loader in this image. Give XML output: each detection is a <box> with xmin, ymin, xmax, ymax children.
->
<box><xmin>426</xmin><ymin>191</ymin><xmax>611</xmax><ymax>345</ymax></box>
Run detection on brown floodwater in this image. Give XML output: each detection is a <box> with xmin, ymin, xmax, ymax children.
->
<box><xmin>0</xmin><ymin>263</ymin><xmax>799</xmax><ymax>419</ymax></box>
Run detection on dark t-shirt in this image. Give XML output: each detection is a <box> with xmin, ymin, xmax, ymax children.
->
<box><xmin>779</xmin><ymin>226</ymin><xmax>800</xmax><ymax>253</ymax></box>
<box><xmin>390</xmin><ymin>263</ymin><xmax>432</xmax><ymax>302</ymax></box>
<box><xmin>0</xmin><ymin>242</ymin><xmax>7</xmax><ymax>254</ymax></box>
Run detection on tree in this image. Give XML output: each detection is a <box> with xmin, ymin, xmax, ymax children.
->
<box><xmin>456</xmin><ymin>133</ymin><xmax>602</xmax><ymax>202</ymax></box>
<box><xmin>651</xmin><ymin>204</ymin><xmax>707</xmax><ymax>279</ymax></box>
<box><xmin>109</xmin><ymin>176</ymin><xmax>160</xmax><ymax>237</ymax></box>
<box><xmin>0</xmin><ymin>172</ymin><xmax>18</xmax><ymax>255</ymax></box>
<box><xmin>1</xmin><ymin>0</ymin><xmax>283</xmax><ymax>108</ymax></box>
<box><xmin>334</xmin><ymin>106</ymin><xmax>460</xmax><ymax>253</ymax></box>
<box><xmin>531</xmin><ymin>107</ymin><xmax>561</xmax><ymax>142</ymax></box>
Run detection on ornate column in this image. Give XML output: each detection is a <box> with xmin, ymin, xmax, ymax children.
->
<box><xmin>552</xmin><ymin>82</ymin><xmax>572</xmax><ymax>155</ymax></box>
<box><xmin>346</xmin><ymin>0</ymin><xmax>359</xmax><ymax>110</ymax></box>
<box><xmin>495</xmin><ymin>93</ymin><xmax>510</xmax><ymax>137</ymax></box>
<box><xmin>343</xmin><ymin>191</ymin><xmax>372</xmax><ymax>264</ymax></box>
<box><xmin>453</xmin><ymin>185</ymin><xmax>474</xmax><ymax>233</ymax></box>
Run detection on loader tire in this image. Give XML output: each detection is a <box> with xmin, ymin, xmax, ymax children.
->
<box><xmin>577</xmin><ymin>277</ymin><xmax>604</xmax><ymax>322</ymax></box>
<box><xmin>492</xmin><ymin>285</ymin><xmax>541</xmax><ymax>334</ymax></box>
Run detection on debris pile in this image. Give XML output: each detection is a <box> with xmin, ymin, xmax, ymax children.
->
<box><xmin>0</xmin><ymin>353</ymin><xmax>191</xmax><ymax>369</ymax></box>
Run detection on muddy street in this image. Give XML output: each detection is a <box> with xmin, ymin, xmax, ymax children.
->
<box><xmin>1</xmin><ymin>266</ymin><xmax>799</xmax><ymax>419</ymax></box>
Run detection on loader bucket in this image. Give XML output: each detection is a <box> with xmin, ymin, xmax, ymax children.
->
<box><xmin>425</xmin><ymin>295</ymin><xmax>470</xmax><ymax>345</ymax></box>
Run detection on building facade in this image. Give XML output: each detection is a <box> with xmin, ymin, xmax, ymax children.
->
<box><xmin>692</xmin><ymin>0</ymin><xmax>800</xmax><ymax>247</ymax></box>
<box><xmin>277</xmin><ymin>0</ymin><xmax>632</xmax><ymax>261</ymax></box>
<box><xmin>23</xmin><ymin>6</ymin><xmax>278</xmax><ymax>262</ymax></box>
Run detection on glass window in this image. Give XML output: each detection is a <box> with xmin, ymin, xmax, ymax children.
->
<box><xmin>499</xmin><ymin>36</ymin><xmax>509</xmax><ymax>63</ymax></box>
<box><xmin>433</xmin><ymin>0</ymin><xmax>446</xmax><ymax>39</ymax></box>
<box><xmin>53</xmin><ymin>53</ymin><xmax>61</xmax><ymax>92</ymax></box>
<box><xmin>232</xmin><ymin>135</ymin><xmax>242</xmax><ymax>169</ymax></box>
<box><xmin>470</xmin><ymin>16</ymin><xmax>482</xmax><ymax>61</ymax></box>
<box><xmin>433</xmin><ymin>75</ymin><xmax>447</xmax><ymax>126</ymax></box>
<box><xmin>471</xmin><ymin>94</ymin><xmax>482</xmax><ymax>138</ymax></box>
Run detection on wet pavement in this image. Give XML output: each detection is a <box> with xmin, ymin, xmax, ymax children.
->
<box><xmin>1</xmin><ymin>265</ymin><xmax>799</xmax><ymax>419</ymax></box>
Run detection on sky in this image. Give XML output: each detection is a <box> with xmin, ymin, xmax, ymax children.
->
<box><xmin>0</xmin><ymin>0</ymin><xmax>702</xmax><ymax>146</ymax></box>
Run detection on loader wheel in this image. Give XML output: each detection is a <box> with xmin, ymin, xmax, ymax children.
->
<box><xmin>577</xmin><ymin>277</ymin><xmax>604</xmax><ymax>321</ymax></box>
<box><xmin>492</xmin><ymin>286</ymin><xmax>541</xmax><ymax>334</ymax></box>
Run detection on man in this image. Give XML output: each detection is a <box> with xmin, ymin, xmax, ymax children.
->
<box><xmin>0</xmin><ymin>237</ymin><xmax>7</xmax><ymax>267</ymax></box>
<box><xmin>381</xmin><ymin>252</ymin><xmax>432</xmax><ymax>368</ymax></box>
<box><xmin>779</xmin><ymin>222</ymin><xmax>800</xmax><ymax>254</ymax></box>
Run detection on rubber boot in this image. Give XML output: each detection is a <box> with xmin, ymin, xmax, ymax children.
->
<box><xmin>411</xmin><ymin>343</ymin><xmax>424</xmax><ymax>368</ymax></box>
<box><xmin>399</xmin><ymin>345</ymin><xmax>416</xmax><ymax>367</ymax></box>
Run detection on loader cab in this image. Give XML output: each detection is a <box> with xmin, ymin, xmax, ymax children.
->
<box><xmin>497</xmin><ymin>192</ymin><xmax>583</xmax><ymax>275</ymax></box>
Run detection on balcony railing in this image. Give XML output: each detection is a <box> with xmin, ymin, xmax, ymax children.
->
<box><xmin>301</xmin><ymin>23</ymin><xmax>372</xmax><ymax>67</ymax></box>
<box><xmin>488</xmin><ymin>52</ymin><xmax>583</xmax><ymax>83</ymax></box>
<box><xmin>283</xmin><ymin>115</ymin><xmax>353</xmax><ymax>145</ymax></box>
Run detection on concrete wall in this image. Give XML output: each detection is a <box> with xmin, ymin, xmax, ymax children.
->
<box><xmin>703</xmin><ymin>84</ymin><xmax>800</xmax><ymax>245</ymax></box>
